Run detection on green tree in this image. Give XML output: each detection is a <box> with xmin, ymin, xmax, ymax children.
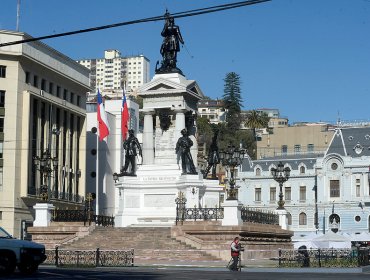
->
<box><xmin>222</xmin><ymin>72</ymin><xmax>243</xmax><ymax>131</ymax></box>
<box><xmin>197</xmin><ymin>116</ymin><xmax>214</xmax><ymax>148</ymax></box>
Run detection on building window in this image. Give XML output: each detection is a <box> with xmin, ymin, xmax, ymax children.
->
<box><xmin>287</xmin><ymin>213</ymin><xmax>292</xmax><ymax>225</ymax></box>
<box><xmin>0</xmin><ymin>117</ymin><xmax>4</xmax><ymax>132</ymax></box>
<box><xmin>63</xmin><ymin>89</ymin><xmax>68</xmax><ymax>101</ymax></box>
<box><xmin>330</xmin><ymin>180</ymin><xmax>340</xmax><ymax>197</ymax></box>
<box><xmin>285</xmin><ymin>187</ymin><xmax>291</xmax><ymax>201</ymax></box>
<box><xmin>41</xmin><ymin>79</ymin><xmax>46</xmax><ymax>91</ymax></box>
<box><xmin>294</xmin><ymin>144</ymin><xmax>301</xmax><ymax>154</ymax></box>
<box><xmin>331</xmin><ymin>163</ymin><xmax>338</xmax><ymax>170</ymax></box>
<box><xmin>255</xmin><ymin>188</ymin><xmax>261</xmax><ymax>202</ymax></box>
<box><xmin>0</xmin><ymin>91</ymin><xmax>5</xmax><ymax>107</ymax></box>
<box><xmin>33</xmin><ymin>75</ymin><xmax>38</xmax><ymax>88</ymax></box>
<box><xmin>270</xmin><ymin>187</ymin><xmax>276</xmax><ymax>202</ymax></box>
<box><xmin>299</xmin><ymin>186</ymin><xmax>306</xmax><ymax>201</ymax></box>
<box><xmin>70</xmin><ymin>92</ymin><xmax>75</xmax><ymax>104</ymax></box>
<box><xmin>300</xmin><ymin>166</ymin><xmax>306</xmax><ymax>174</ymax></box>
<box><xmin>0</xmin><ymin>142</ymin><xmax>3</xmax><ymax>158</ymax></box>
<box><xmin>25</xmin><ymin>71</ymin><xmax>30</xmax><ymax>84</ymax></box>
<box><xmin>77</xmin><ymin>95</ymin><xmax>81</xmax><ymax>107</ymax></box>
<box><xmin>56</xmin><ymin>86</ymin><xmax>61</xmax><ymax>98</ymax></box>
<box><xmin>0</xmin><ymin>66</ymin><xmax>6</xmax><ymax>78</ymax></box>
<box><xmin>49</xmin><ymin>82</ymin><xmax>54</xmax><ymax>94</ymax></box>
<box><xmin>307</xmin><ymin>144</ymin><xmax>314</xmax><ymax>152</ymax></box>
<box><xmin>281</xmin><ymin>145</ymin><xmax>287</xmax><ymax>155</ymax></box>
<box><xmin>356</xmin><ymin>179</ymin><xmax>361</xmax><ymax>197</ymax></box>
<box><xmin>256</xmin><ymin>168</ymin><xmax>261</xmax><ymax>176</ymax></box>
<box><xmin>299</xmin><ymin>212</ymin><xmax>307</xmax><ymax>225</ymax></box>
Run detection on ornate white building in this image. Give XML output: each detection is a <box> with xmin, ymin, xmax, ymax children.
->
<box><xmin>238</xmin><ymin>127</ymin><xmax>370</xmax><ymax>240</ymax></box>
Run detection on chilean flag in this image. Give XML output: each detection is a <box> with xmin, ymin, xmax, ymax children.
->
<box><xmin>121</xmin><ymin>88</ymin><xmax>129</xmax><ymax>140</ymax></box>
<box><xmin>97</xmin><ymin>89</ymin><xmax>110</xmax><ymax>141</ymax></box>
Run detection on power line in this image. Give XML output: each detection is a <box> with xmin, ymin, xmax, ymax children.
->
<box><xmin>0</xmin><ymin>0</ymin><xmax>271</xmax><ymax>48</ymax></box>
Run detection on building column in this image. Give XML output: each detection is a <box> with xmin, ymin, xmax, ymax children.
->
<box><xmin>174</xmin><ymin>109</ymin><xmax>186</xmax><ymax>142</ymax></box>
<box><xmin>142</xmin><ymin>110</ymin><xmax>154</xmax><ymax>165</ymax></box>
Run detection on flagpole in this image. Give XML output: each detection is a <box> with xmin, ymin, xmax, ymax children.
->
<box><xmin>96</xmin><ymin>87</ymin><xmax>110</xmax><ymax>216</ymax></box>
<box><xmin>96</xmin><ymin>125</ymin><xmax>99</xmax><ymax>216</ymax></box>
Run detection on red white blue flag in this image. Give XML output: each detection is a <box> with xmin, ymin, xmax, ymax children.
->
<box><xmin>97</xmin><ymin>89</ymin><xmax>110</xmax><ymax>141</ymax></box>
<box><xmin>121</xmin><ymin>88</ymin><xmax>130</xmax><ymax>140</ymax></box>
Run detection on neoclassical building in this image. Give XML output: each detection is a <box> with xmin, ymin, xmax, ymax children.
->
<box><xmin>0</xmin><ymin>30</ymin><xmax>90</xmax><ymax>237</ymax></box>
<box><xmin>238</xmin><ymin>126</ymin><xmax>370</xmax><ymax>239</ymax></box>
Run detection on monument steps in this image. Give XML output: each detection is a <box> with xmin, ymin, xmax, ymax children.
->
<box><xmin>59</xmin><ymin>227</ymin><xmax>222</xmax><ymax>264</ymax></box>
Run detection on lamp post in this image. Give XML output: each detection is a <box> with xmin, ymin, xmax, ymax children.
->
<box><xmin>271</xmin><ymin>161</ymin><xmax>290</xmax><ymax>210</ymax></box>
<box><xmin>33</xmin><ymin>149</ymin><xmax>58</xmax><ymax>202</ymax></box>
<box><xmin>219</xmin><ymin>145</ymin><xmax>245</xmax><ymax>200</ymax></box>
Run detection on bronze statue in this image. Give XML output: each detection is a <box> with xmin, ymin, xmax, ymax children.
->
<box><xmin>203</xmin><ymin>130</ymin><xmax>220</xmax><ymax>179</ymax></box>
<box><xmin>175</xmin><ymin>129</ymin><xmax>197</xmax><ymax>175</ymax></box>
<box><xmin>122</xmin><ymin>129</ymin><xmax>142</xmax><ymax>176</ymax></box>
<box><xmin>156</xmin><ymin>11</ymin><xmax>184</xmax><ymax>75</ymax></box>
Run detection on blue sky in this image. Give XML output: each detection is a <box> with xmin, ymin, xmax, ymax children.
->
<box><xmin>1</xmin><ymin>0</ymin><xmax>369</xmax><ymax>124</ymax></box>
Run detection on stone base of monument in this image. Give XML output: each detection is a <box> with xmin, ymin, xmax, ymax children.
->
<box><xmin>115</xmin><ymin>164</ymin><xmax>223</xmax><ymax>227</ymax></box>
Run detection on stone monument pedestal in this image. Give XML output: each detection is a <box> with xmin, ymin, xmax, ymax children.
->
<box><xmin>275</xmin><ymin>209</ymin><xmax>288</xmax><ymax>230</ymax></box>
<box><xmin>221</xmin><ymin>200</ymin><xmax>243</xmax><ymax>226</ymax></box>
<box><xmin>33</xmin><ymin>203</ymin><xmax>55</xmax><ymax>227</ymax></box>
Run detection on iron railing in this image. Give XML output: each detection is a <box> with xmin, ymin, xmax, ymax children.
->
<box><xmin>33</xmin><ymin>187</ymin><xmax>84</xmax><ymax>203</ymax></box>
<box><xmin>44</xmin><ymin>247</ymin><xmax>134</xmax><ymax>267</ymax></box>
<box><xmin>279</xmin><ymin>248</ymin><xmax>370</xmax><ymax>268</ymax></box>
<box><xmin>241</xmin><ymin>207</ymin><xmax>279</xmax><ymax>225</ymax></box>
<box><xmin>52</xmin><ymin>209</ymin><xmax>114</xmax><ymax>227</ymax></box>
<box><xmin>176</xmin><ymin>206</ymin><xmax>224</xmax><ymax>225</ymax></box>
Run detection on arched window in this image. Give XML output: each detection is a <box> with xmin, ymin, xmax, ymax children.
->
<box><xmin>287</xmin><ymin>213</ymin><xmax>292</xmax><ymax>225</ymax></box>
<box><xmin>300</xmin><ymin>166</ymin><xmax>306</xmax><ymax>174</ymax></box>
<box><xmin>299</xmin><ymin>212</ymin><xmax>307</xmax><ymax>225</ymax></box>
<box><xmin>256</xmin><ymin>168</ymin><xmax>261</xmax><ymax>176</ymax></box>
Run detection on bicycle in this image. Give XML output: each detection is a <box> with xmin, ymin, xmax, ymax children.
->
<box><xmin>226</xmin><ymin>255</ymin><xmax>242</xmax><ymax>271</ymax></box>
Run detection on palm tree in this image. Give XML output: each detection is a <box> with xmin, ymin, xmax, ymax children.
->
<box><xmin>244</xmin><ymin>110</ymin><xmax>270</xmax><ymax>157</ymax></box>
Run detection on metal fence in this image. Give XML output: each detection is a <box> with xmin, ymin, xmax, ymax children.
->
<box><xmin>175</xmin><ymin>204</ymin><xmax>279</xmax><ymax>226</ymax></box>
<box><xmin>279</xmin><ymin>248</ymin><xmax>370</xmax><ymax>268</ymax></box>
<box><xmin>44</xmin><ymin>247</ymin><xmax>134</xmax><ymax>267</ymax></box>
<box><xmin>241</xmin><ymin>207</ymin><xmax>279</xmax><ymax>225</ymax></box>
<box><xmin>176</xmin><ymin>206</ymin><xmax>224</xmax><ymax>225</ymax></box>
<box><xmin>52</xmin><ymin>209</ymin><xmax>114</xmax><ymax>227</ymax></box>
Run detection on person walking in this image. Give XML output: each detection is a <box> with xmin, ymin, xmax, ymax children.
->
<box><xmin>229</xmin><ymin>237</ymin><xmax>241</xmax><ymax>271</ymax></box>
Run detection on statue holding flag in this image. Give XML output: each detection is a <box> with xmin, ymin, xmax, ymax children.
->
<box><xmin>122</xmin><ymin>129</ymin><xmax>142</xmax><ymax>176</ymax></box>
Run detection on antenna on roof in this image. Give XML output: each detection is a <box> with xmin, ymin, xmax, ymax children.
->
<box><xmin>16</xmin><ymin>0</ymin><xmax>21</xmax><ymax>31</ymax></box>
<box><xmin>337</xmin><ymin>111</ymin><xmax>341</xmax><ymax>127</ymax></box>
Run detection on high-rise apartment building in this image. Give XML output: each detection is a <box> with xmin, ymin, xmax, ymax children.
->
<box><xmin>77</xmin><ymin>50</ymin><xmax>150</xmax><ymax>95</ymax></box>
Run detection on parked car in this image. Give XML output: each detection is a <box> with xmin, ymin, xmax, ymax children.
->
<box><xmin>0</xmin><ymin>226</ymin><xmax>46</xmax><ymax>274</ymax></box>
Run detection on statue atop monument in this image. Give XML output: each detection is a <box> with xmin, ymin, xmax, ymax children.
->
<box><xmin>155</xmin><ymin>11</ymin><xmax>185</xmax><ymax>75</ymax></box>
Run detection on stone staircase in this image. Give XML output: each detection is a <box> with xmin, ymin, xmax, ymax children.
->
<box><xmin>59</xmin><ymin>227</ymin><xmax>223</xmax><ymax>266</ymax></box>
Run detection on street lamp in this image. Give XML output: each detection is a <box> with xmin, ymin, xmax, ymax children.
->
<box><xmin>33</xmin><ymin>149</ymin><xmax>58</xmax><ymax>201</ymax></box>
<box><xmin>219</xmin><ymin>145</ymin><xmax>245</xmax><ymax>200</ymax></box>
<box><xmin>271</xmin><ymin>161</ymin><xmax>290</xmax><ymax>210</ymax></box>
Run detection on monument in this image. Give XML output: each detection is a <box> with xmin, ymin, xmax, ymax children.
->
<box><xmin>114</xmin><ymin>12</ymin><xmax>223</xmax><ymax>227</ymax></box>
